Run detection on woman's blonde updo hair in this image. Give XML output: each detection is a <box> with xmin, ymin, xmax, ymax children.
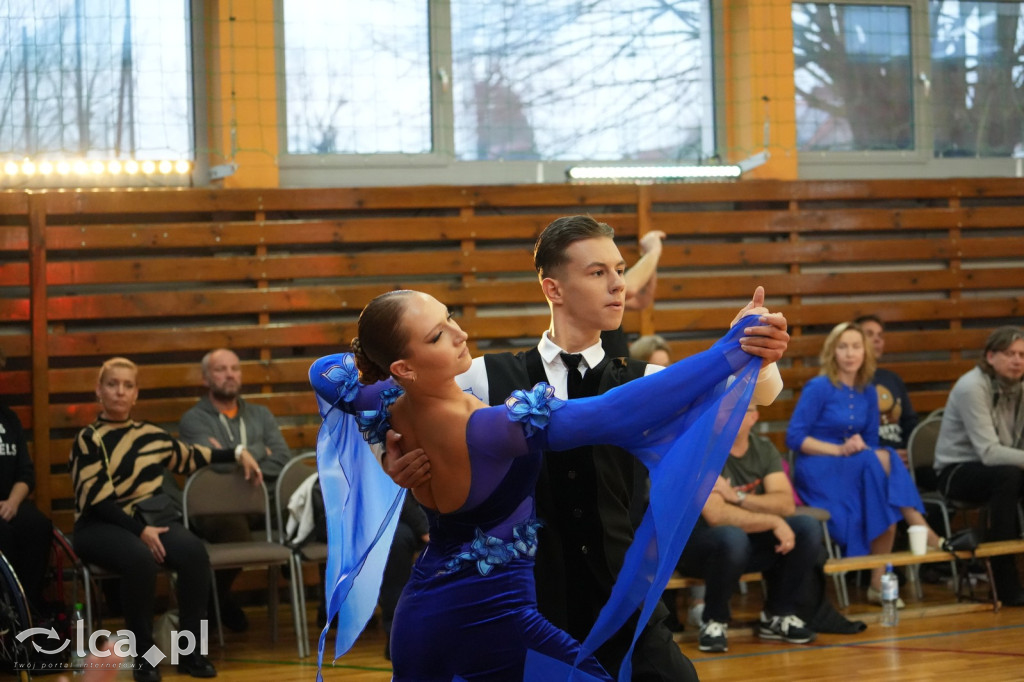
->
<box><xmin>97</xmin><ymin>356</ymin><xmax>138</xmax><ymax>384</ymax></box>
<box><xmin>351</xmin><ymin>290</ymin><xmax>415</xmax><ymax>384</ymax></box>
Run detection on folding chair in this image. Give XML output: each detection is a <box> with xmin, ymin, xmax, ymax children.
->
<box><xmin>182</xmin><ymin>467</ymin><xmax>305</xmax><ymax>657</ymax></box>
<box><xmin>274</xmin><ymin>453</ymin><xmax>324</xmax><ymax>658</ymax></box>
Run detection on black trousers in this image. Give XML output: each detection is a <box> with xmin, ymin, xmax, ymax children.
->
<box><xmin>0</xmin><ymin>500</ymin><xmax>52</xmax><ymax>612</ymax></box>
<box><xmin>939</xmin><ymin>463</ymin><xmax>1024</xmax><ymax>593</ymax></box>
<box><xmin>73</xmin><ymin>520</ymin><xmax>211</xmax><ymax>652</ymax></box>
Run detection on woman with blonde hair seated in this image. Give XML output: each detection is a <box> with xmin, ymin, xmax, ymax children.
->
<box><xmin>786</xmin><ymin>322</ymin><xmax>941</xmax><ymax>604</ymax></box>
<box><xmin>70</xmin><ymin>357</ymin><xmax>262</xmax><ymax>682</ymax></box>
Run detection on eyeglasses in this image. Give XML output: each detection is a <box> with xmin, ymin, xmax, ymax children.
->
<box><xmin>997</xmin><ymin>349</ymin><xmax>1024</xmax><ymax>360</ymax></box>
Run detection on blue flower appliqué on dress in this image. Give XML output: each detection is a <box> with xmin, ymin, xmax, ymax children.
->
<box><xmin>318</xmin><ymin>355</ymin><xmax>362</xmax><ymax>411</ymax></box>
<box><xmin>504</xmin><ymin>382</ymin><xmax>565</xmax><ymax>438</ymax></box>
<box><xmin>355</xmin><ymin>387</ymin><xmax>403</xmax><ymax>446</ymax></box>
<box><xmin>442</xmin><ymin>520</ymin><xmax>544</xmax><ymax>576</ymax></box>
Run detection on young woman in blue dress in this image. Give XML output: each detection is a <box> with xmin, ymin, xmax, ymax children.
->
<box><xmin>786</xmin><ymin>322</ymin><xmax>942</xmax><ymax>603</ymax></box>
<box><xmin>311</xmin><ymin>289</ymin><xmax>782</xmax><ymax>681</ymax></box>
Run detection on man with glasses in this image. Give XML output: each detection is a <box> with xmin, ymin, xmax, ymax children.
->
<box><xmin>934</xmin><ymin>326</ymin><xmax>1024</xmax><ymax>606</ymax></box>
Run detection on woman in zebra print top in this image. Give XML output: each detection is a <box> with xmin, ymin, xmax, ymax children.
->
<box><xmin>69</xmin><ymin>357</ymin><xmax>261</xmax><ymax>682</ymax></box>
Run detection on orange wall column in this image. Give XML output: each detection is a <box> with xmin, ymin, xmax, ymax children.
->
<box><xmin>720</xmin><ymin>0</ymin><xmax>797</xmax><ymax>180</ymax></box>
<box><xmin>203</xmin><ymin>0</ymin><xmax>280</xmax><ymax>188</ymax></box>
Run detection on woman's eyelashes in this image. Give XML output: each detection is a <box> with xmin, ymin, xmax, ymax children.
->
<box><xmin>431</xmin><ymin>312</ymin><xmax>455</xmax><ymax>343</ymax></box>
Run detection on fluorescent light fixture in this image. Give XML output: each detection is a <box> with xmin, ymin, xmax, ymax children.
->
<box><xmin>567</xmin><ymin>164</ymin><xmax>742</xmax><ymax>181</ymax></box>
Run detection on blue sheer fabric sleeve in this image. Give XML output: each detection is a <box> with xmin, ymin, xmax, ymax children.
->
<box><xmin>548</xmin><ymin>316</ymin><xmax>761</xmax><ymax>681</ymax></box>
<box><xmin>308</xmin><ymin>353</ymin><xmax>405</xmax><ymax>680</ymax></box>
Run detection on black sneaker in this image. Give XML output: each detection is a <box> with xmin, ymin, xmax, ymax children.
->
<box><xmin>177</xmin><ymin>651</ymin><xmax>217</xmax><ymax>678</ymax></box>
<box><xmin>758</xmin><ymin>612</ymin><xmax>817</xmax><ymax>644</ymax></box>
<box><xmin>698</xmin><ymin>620</ymin><xmax>728</xmax><ymax>652</ymax></box>
<box><xmin>133</xmin><ymin>658</ymin><xmax>161</xmax><ymax>682</ymax></box>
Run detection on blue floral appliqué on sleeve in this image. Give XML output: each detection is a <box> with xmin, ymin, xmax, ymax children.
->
<box><xmin>355</xmin><ymin>386</ymin><xmax>404</xmax><ymax>446</ymax></box>
<box><xmin>318</xmin><ymin>354</ymin><xmax>361</xmax><ymax>411</ymax></box>
<box><xmin>442</xmin><ymin>520</ymin><xmax>544</xmax><ymax>576</ymax></box>
<box><xmin>504</xmin><ymin>383</ymin><xmax>565</xmax><ymax>438</ymax></box>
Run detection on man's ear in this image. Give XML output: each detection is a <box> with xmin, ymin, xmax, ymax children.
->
<box><xmin>390</xmin><ymin>359</ymin><xmax>414</xmax><ymax>383</ymax></box>
<box><xmin>541</xmin><ymin>277</ymin><xmax>563</xmax><ymax>305</ymax></box>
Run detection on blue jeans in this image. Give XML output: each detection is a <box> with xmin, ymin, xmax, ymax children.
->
<box><xmin>677</xmin><ymin>514</ymin><xmax>822</xmax><ymax>623</ymax></box>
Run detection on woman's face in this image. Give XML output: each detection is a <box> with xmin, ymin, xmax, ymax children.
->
<box><xmin>395</xmin><ymin>292</ymin><xmax>471</xmax><ymax>383</ymax></box>
<box><xmin>96</xmin><ymin>366</ymin><xmax>138</xmax><ymax>420</ymax></box>
<box><xmin>987</xmin><ymin>338</ymin><xmax>1024</xmax><ymax>382</ymax></box>
<box><xmin>834</xmin><ymin>329</ymin><xmax>865</xmax><ymax>378</ymax></box>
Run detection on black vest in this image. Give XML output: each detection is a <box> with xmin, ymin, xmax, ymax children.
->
<box><xmin>483</xmin><ymin>348</ymin><xmax>647</xmax><ymax>634</ymax></box>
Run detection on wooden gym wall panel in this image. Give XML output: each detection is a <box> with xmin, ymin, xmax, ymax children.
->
<box><xmin>2</xmin><ymin>181</ymin><xmax>1024</xmax><ymax>529</ymax></box>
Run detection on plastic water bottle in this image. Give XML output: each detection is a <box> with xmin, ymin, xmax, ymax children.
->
<box><xmin>880</xmin><ymin>564</ymin><xmax>899</xmax><ymax>627</ymax></box>
<box><xmin>70</xmin><ymin>602</ymin><xmax>86</xmax><ymax>676</ymax></box>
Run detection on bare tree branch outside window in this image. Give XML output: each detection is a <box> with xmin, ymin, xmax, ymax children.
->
<box><xmin>0</xmin><ymin>0</ymin><xmax>191</xmax><ymax>161</ymax></box>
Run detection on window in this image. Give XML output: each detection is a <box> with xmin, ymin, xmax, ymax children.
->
<box><xmin>0</xmin><ymin>1</ymin><xmax>192</xmax><ymax>163</ymax></box>
<box><xmin>280</xmin><ymin>1</ymin><xmax>713</xmax><ymax>185</ymax></box>
<box><xmin>794</xmin><ymin>4</ymin><xmax>913</xmax><ymax>152</ymax></box>
<box><xmin>931</xmin><ymin>1</ymin><xmax>1024</xmax><ymax>158</ymax></box>
<box><xmin>282</xmin><ymin>1</ymin><xmax>431</xmax><ymax>155</ymax></box>
<box><xmin>794</xmin><ymin>1</ymin><xmax>1024</xmax><ymax>177</ymax></box>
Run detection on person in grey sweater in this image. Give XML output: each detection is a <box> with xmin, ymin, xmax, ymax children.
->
<box><xmin>178</xmin><ymin>348</ymin><xmax>295</xmax><ymax>631</ymax></box>
<box><xmin>934</xmin><ymin>326</ymin><xmax>1024</xmax><ymax>605</ymax></box>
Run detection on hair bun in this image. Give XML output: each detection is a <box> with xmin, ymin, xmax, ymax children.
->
<box><xmin>351</xmin><ymin>336</ymin><xmax>388</xmax><ymax>384</ymax></box>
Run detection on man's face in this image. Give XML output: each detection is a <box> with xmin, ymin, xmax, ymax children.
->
<box><xmin>548</xmin><ymin>237</ymin><xmax>627</xmax><ymax>334</ymax></box>
<box><xmin>860</xmin><ymin>320</ymin><xmax>884</xmax><ymax>360</ymax></box>
<box><xmin>205</xmin><ymin>350</ymin><xmax>242</xmax><ymax>401</ymax></box>
<box><xmin>987</xmin><ymin>338</ymin><xmax>1024</xmax><ymax>382</ymax></box>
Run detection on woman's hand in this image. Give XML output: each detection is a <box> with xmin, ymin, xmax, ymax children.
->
<box><xmin>238</xmin><ymin>449</ymin><xmax>264</xmax><ymax>486</ymax></box>
<box><xmin>140</xmin><ymin>525</ymin><xmax>169</xmax><ymax>563</ymax></box>
<box><xmin>839</xmin><ymin>434</ymin><xmax>868</xmax><ymax>455</ymax></box>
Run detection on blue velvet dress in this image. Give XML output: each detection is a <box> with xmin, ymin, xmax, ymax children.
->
<box><xmin>785</xmin><ymin>375</ymin><xmax>925</xmax><ymax>557</ymax></box>
<box><xmin>310</xmin><ymin>318</ymin><xmax>763</xmax><ymax>681</ymax></box>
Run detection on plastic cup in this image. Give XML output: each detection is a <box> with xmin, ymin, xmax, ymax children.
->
<box><xmin>908</xmin><ymin>524</ymin><xmax>928</xmax><ymax>556</ymax></box>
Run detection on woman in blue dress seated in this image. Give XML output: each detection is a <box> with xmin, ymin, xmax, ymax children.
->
<box><xmin>786</xmin><ymin>322</ymin><xmax>942</xmax><ymax>605</ymax></box>
<box><xmin>311</xmin><ymin>289</ymin><xmax>779</xmax><ymax>681</ymax></box>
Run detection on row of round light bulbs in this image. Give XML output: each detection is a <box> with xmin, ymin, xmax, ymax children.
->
<box><xmin>3</xmin><ymin>159</ymin><xmax>192</xmax><ymax>177</ymax></box>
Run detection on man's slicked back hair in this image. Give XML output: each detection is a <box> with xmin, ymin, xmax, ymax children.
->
<box><xmin>533</xmin><ymin>215</ymin><xmax>615</xmax><ymax>279</ymax></box>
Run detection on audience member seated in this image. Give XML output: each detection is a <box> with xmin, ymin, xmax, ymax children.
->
<box><xmin>178</xmin><ymin>348</ymin><xmax>295</xmax><ymax>632</ymax></box>
<box><xmin>70</xmin><ymin>357</ymin><xmax>262</xmax><ymax>682</ymax></box>
<box><xmin>677</xmin><ymin>405</ymin><xmax>819</xmax><ymax>653</ymax></box>
<box><xmin>786</xmin><ymin>322</ymin><xmax>941</xmax><ymax>605</ymax></box>
<box><xmin>0</xmin><ymin>351</ymin><xmax>53</xmax><ymax>616</ymax></box>
<box><xmin>934</xmin><ymin>326</ymin><xmax>1024</xmax><ymax>606</ymax></box>
<box><xmin>380</xmin><ymin>493</ymin><xmax>429</xmax><ymax>660</ymax></box>
<box><xmin>854</xmin><ymin>315</ymin><xmax>920</xmax><ymax>472</ymax></box>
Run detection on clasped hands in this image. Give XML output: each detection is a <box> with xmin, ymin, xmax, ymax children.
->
<box><xmin>732</xmin><ymin>286</ymin><xmax>789</xmax><ymax>367</ymax></box>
